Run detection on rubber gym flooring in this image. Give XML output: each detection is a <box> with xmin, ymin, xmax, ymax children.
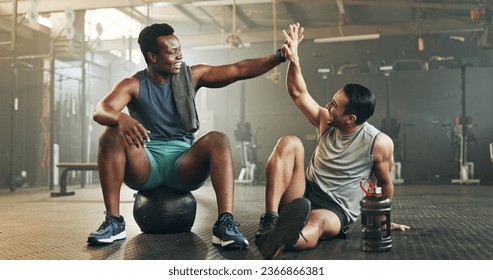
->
<box><xmin>0</xmin><ymin>182</ymin><xmax>492</xmax><ymax>260</ymax></box>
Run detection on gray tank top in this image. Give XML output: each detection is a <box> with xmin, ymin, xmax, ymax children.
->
<box><xmin>306</xmin><ymin>122</ymin><xmax>381</xmax><ymax>223</ymax></box>
<box><xmin>129</xmin><ymin>70</ymin><xmax>194</xmax><ymax>144</ymax></box>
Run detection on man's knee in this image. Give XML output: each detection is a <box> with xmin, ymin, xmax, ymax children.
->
<box><xmin>98</xmin><ymin>126</ymin><xmax>122</xmax><ymax>148</ymax></box>
<box><xmin>309</xmin><ymin>209</ymin><xmax>341</xmax><ymax>238</ymax></box>
<box><xmin>100</xmin><ymin>125</ymin><xmax>120</xmax><ymax>138</ymax></box>
<box><xmin>275</xmin><ymin>136</ymin><xmax>304</xmax><ymax>154</ymax></box>
<box><xmin>198</xmin><ymin>131</ymin><xmax>230</xmax><ymax>149</ymax></box>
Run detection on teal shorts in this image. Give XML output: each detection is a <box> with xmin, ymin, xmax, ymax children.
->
<box><xmin>127</xmin><ymin>139</ymin><xmax>205</xmax><ymax>192</ymax></box>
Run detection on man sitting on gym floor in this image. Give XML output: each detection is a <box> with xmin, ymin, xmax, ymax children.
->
<box><xmin>255</xmin><ymin>23</ymin><xmax>410</xmax><ymax>259</ymax></box>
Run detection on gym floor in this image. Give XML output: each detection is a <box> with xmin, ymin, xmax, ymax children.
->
<box><xmin>1</xmin><ymin>181</ymin><xmax>492</xmax><ymax>261</ymax></box>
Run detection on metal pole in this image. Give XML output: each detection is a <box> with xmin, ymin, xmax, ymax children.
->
<box><xmin>385</xmin><ymin>71</ymin><xmax>391</xmax><ymax>121</ymax></box>
<box><xmin>460</xmin><ymin>65</ymin><xmax>467</xmax><ymax>164</ymax></box>
<box><xmin>81</xmin><ymin>18</ymin><xmax>88</xmax><ymax>186</ymax></box>
<box><xmin>10</xmin><ymin>0</ymin><xmax>18</xmax><ymax>192</ymax></box>
<box><xmin>48</xmin><ymin>28</ymin><xmax>65</xmax><ymax>190</ymax></box>
<box><xmin>49</xmin><ymin>41</ymin><xmax>55</xmax><ymax>190</ymax></box>
<box><xmin>240</xmin><ymin>81</ymin><xmax>245</xmax><ymax>124</ymax></box>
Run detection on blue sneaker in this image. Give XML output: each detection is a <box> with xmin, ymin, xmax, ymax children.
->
<box><xmin>256</xmin><ymin>198</ymin><xmax>311</xmax><ymax>259</ymax></box>
<box><xmin>87</xmin><ymin>212</ymin><xmax>126</xmax><ymax>245</ymax></box>
<box><xmin>212</xmin><ymin>213</ymin><xmax>249</xmax><ymax>250</ymax></box>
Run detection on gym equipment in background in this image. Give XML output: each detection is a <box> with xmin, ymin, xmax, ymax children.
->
<box><xmin>451</xmin><ymin>66</ymin><xmax>480</xmax><ymax>185</ymax></box>
<box><xmin>234</xmin><ymin>81</ymin><xmax>260</xmax><ymax>185</ymax></box>
<box><xmin>490</xmin><ymin>143</ymin><xmax>493</xmax><ymax>162</ymax></box>
<box><xmin>450</xmin><ymin>116</ymin><xmax>480</xmax><ymax>185</ymax></box>
<box><xmin>234</xmin><ymin>122</ymin><xmax>258</xmax><ymax>185</ymax></box>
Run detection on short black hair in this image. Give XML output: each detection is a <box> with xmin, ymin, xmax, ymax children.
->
<box><xmin>138</xmin><ymin>23</ymin><xmax>175</xmax><ymax>64</ymax></box>
<box><xmin>342</xmin><ymin>83</ymin><xmax>376</xmax><ymax>124</ymax></box>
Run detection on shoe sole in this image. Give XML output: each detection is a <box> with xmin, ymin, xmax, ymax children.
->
<box><xmin>212</xmin><ymin>236</ymin><xmax>249</xmax><ymax>250</ymax></box>
<box><xmin>87</xmin><ymin>231</ymin><xmax>127</xmax><ymax>245</ymax></box>
<box><xmin>257</xmin><ymin>198</ymin><xmax>311</xmax><ymax>259</ymax></box>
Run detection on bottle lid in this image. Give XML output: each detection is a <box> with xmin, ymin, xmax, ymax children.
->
<box><xmin>369</xmin><ymin>186</ymin><xmax>382</xmax><ymax>195</ymax></box>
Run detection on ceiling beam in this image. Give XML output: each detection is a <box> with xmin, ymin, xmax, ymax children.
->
<box><xmin>0</xmin><ymin>0</ymin><xmax>186</xmax><ymax>15</ymax></box>
<box><xmin>1</xmin><ymin>0</ymin><xmax>478</xmax><ymax>17</ymax></box>
<box><xmin>282</xmin><ymin>2</ymin><xmax>310</xmax><ymax>26</ymax></box>
<box><xmin>174</xmin><ymin>5</ymin><xmax>205</xmax><ymax>26</ymax></box>
<box><xmin>227</xmin><ymin>5</ymin><xmax>257</xmax><ymax>31</ymax></box>
<box><xmin>97</xmin><ymin>19</ymin><xmax>483</xmax><ymax>51</ymax></box>
<box><xmin>0</xmin><ymin>15</ymin><xmax>46</xmax><ymax>42</ymax></box>
<box><xmin>117</xmin><ymin>7</ymin><xmax>149</xmax><ymax>25</ymax></box>
<box><xmin>341</xmin><ymin>0</ymin><xmax>477</xmax><ymax>10</ymax></box>
<box><xmin>0</xmin><ymin>0</ymin><xmax>482</xmax><ymax>50</ymax></box>
<box><xmin>195</xmin><ymin>6</ymin><xmax>227</xmax><ymax>32</ymax></box>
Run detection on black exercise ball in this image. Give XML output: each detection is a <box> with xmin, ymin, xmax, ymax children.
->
<box><xmin>133</xmin><ymin>186</ymin><xmax>197</xmax><ymax>234</ymax></box>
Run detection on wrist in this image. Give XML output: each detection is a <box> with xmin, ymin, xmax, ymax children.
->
<box><xmin>115</xmin><ymin>112</ymin><xmax>128</xmax><ymax>126</ymax></box>
<box><xmin>275</xmin><ymin>48</ymin><xmax>286</xmax><ymax>62</ymax></box>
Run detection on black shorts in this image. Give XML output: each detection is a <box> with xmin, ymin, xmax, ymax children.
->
<box><xmin>303</xmin><ymin>179</ymin><xmax>351</xmax><ymax>238</ymax></box>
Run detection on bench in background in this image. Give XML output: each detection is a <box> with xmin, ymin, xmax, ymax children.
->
<box><xmin>51</xmin><ymin>163</ymin><xmax>98</xmax><ymax>197</ymax></box>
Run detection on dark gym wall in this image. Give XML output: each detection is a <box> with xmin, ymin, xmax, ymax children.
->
<box><xmin>325</xmin><ymin>68</ymin><xmax>493</xmax><ymax>184</ymax></box>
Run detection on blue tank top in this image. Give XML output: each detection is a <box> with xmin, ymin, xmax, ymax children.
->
<box><xmin>129</xmin><ymin>70</ymin><xmax>194</xmax><ymax>144</ymax></box>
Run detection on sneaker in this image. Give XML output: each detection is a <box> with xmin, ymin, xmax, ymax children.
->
<box><xmin>87</xmin><ymin>212</ymin><xmax>126</xmax><ymax>245</ymax></box>
<box><xmin>212</xmin><ymin>213</ymin><xmax>249</xmax><ymax>250</ymax></box>
<box><xmin>254</xmin><ymin>212</ymin><xmax>279</xmax><ymax>245</ymax></box>
<box><xmin>256</xmin><ymin>198</ymin><xmax>311</xmax><ymax>259</ymax></box>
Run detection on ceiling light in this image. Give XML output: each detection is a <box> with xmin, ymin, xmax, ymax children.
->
<box><xmin>192</xmin><ymin>42</ymin><xmax>251</xmax><ymax>50</ymax></box>
<box><xmin>379</xmin><ymin>65</ymin><xmax>393</xmax><ymax>71</ymax></box>
<box><xmin>449</xmin><ymin>36</ymin><xmax>465</xmax><ymax>42</ymax></box>
<box><xmin>314</xmin><ymin>34</ymin><xmax>380</xmax><ymax>43</ymax></box>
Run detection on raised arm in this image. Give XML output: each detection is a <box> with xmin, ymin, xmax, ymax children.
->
<box><xmin>192</xmin><ymin>51</ymin><xmax>283</xmax><ymax>90</ymax></box>
<box><xmin>282</xmin><ymin>23</ymin><xmax>327</xmax><ymax>130</ymax></box>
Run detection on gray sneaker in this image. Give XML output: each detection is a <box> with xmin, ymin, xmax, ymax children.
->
<box><xmin>256</xmin><ymin>198</ymin><xmax>311</xmax><ymax>259</ymax></box>
<box><xmin>87</xmin><ymin>212</ymin><xmax>126</xmax><ymax>245</ymax></box>
<box><xmin>254</xmin><ymin>212</ymin><xmax>279</xmax><ymax>245</ymax></box>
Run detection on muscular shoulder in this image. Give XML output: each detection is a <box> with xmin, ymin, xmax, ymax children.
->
<box><xmin>191</xmin><ymin>63</ymin><xmax>209</xmax><ymax>71</ymax></box>
<box><xmin>191</xmin><ymin>63</ymin><xmax>211</xmax><ymax>78</ymax></box>
<box><xmin>373</xmin><ymin>132</ymin><xmax>394</xmax><ymax>162</ymax></box>
<box><xmin>115</xmin><ymin>75</ymin><xmax>140</xmax><ymax>98</ymax></box>
<box><xmin>189</xmin><ymin>63</ymin><xmax>209</xmax><ymax>88</ymax></box>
